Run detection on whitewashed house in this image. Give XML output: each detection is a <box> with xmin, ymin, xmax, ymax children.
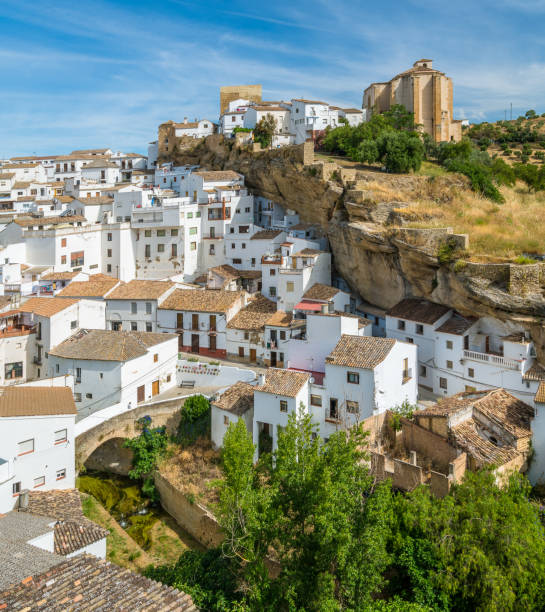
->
<box><xmin>294</xmin><ymin>283</ymin><xmax>351</xmax><ymax>316</ymax></box>
<box><xmin>243</xmin><ymin>105</ymin><xmax>292</xmax><ymax>147</ymax></box>
<box><xmin>48</xmin><ymin>329</ymin><xmax>178</xmax><ymax>415</ymax></box>
<box><xmin>174</xmin><ymin>118</ymin><xmax>215</xmax><ymax>139</ymax></box>
<box><xmin>211</xmin><ymin>381</ymin><xmax>255</xmax><ymax>448</ymax></box>
<box><xmin>158</xmin><ymin>289</ymin><xmax>246</xmax><ymax>356</ymax></box>
<box><xmin>226</xmin><ymin>294</ymin><xmax>276</xmax><ymax>363</ymax></box>
<box><xmin>80</xmin><ymin>160</ymin><xmax>121</xmax><ymax>184</ymax></box>
<box><xmin>0</xmin><ymin>386</ymin><xmax>76</xmax><ymax>513</ymax></box>
<box><xmin>0</xmin><ymin>309</ymin><xmax>36</xmax><ymax>385</ymax></box>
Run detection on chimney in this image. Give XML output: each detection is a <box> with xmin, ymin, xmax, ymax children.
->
<box><xmin>257</xmin><ymin>373</ymin><xmax>266</xmax><ymax>386</ymax></box>
<box><xmin>183</xmin><ymin>117</ymin><xmax>188</xmax><ymax>124</ymax></box>
<box><xmin>328</xmin><ymin>301</ymin><xmax>334</xmax><ymax>313</ymax></box>
<box><xmin>320</xmin><ymin>304</ymin><xmax>328</xmax><ymax>314</ymax></box>
<box><xmin>410</xmin><ymin>451</ymin><xmax>417</xmax><ymax>466</ymax></box>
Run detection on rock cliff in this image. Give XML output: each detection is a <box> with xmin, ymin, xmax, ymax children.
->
<box><xmin>168</xmin><ymin>136</ymin><xmax>545</xmax><ymax>360</ymax></box>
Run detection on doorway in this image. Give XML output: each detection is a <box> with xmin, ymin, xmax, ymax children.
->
<box><xmin>250</xmin><ymin>348</ymin><xmax>256</xmax><ymax>362</ymax></box>
<box><xmin>152</xmin><ymin>380</ymin><xmax>159</xmax><ymax>396</ymax></box>
<box><xmin>137</xmin><ymin>385</ymin><xmax>145</xmax><ymax>403</ymax></box>
<box><xmin>270</xmin><ymin>351</ymin><xmax>277</xmax><ymax>367</ymax></box>
<box><xmin>209</xmin><ymin>335</ymin><xmax>217</xmax><ymax>352</ymax></box>
<box><xmin>191</xmin><ymin>334</ymin><xmax>200</xmax><ymax>353</ymax></box>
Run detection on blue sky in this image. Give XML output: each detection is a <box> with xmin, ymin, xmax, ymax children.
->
<box><xmin>1</xmin><ymin>0</ymin><xmax>544</xmax><ymax>157</ymax></box>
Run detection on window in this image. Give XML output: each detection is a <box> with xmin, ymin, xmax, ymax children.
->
<box><xmin>280</xmin><ymin>400</ymin><xmax>288</xmax><ymax>412</ymax></box>
<box><xmin>245</xmin><ymin>207</ymin><xmax>250</xmax><ymax>213</ymax></box>
<box><xmin>153</xmin><ymin>353</ymin><xmax>159</xmax><ymax>362</ymax></box>
<box><xmin>231</xmin><ymin>243</ymin><xmax>235</xmax><ymax>249</ymax></box>
<box><xmin>224</xmin><ymin>415</ymin><xmax>229</xmax><ymax>425</ymax></box>
<box><xmin>439</xmin><ymin>377</ymin><xmax>448</xmax><ymax>390</ymax></box>
<box><xmin>131</xmin><ymin>322</ymin><xmax>138</xmax><ymax>331</ymax></box>
<box><xmin>70</xmin><ymin>251</ymin><xmax>84</xmax><ymax>267</ymax></box>
<box><xmin>86</xmin><ymin>393</ymin><xmax>92</xmax><ymax>399</ymax></box>
<box><xmin>419</xmin><ymin>365</ymin><xmax>427</xmax><ymax>377</ymax></box>
<box><xmin>74</xmin><ymin>393</ymin><xmax>82</xmax><ymax>402</ymax></box>
<box><xmin>171</xmin><ymin>243</ymin><xmax>177</xmax><ymax>257</ymax></box>
<box><xmin>405</xmin><ymin>337</ymin><xmax>414</xmax><ymax>344</ymax></box>
<box><xmin>251</xmin><ymin>257</ymin><xmax>256</xmax><ymax>267</ymax></box>
<box><xmin>131</xmin><ymin>302</ymin><xmax>137</xmax><ymax>314</ymax></box>
<box><xmin>190</xmin><ymin>242</ymin><xmax>197</xmax><ymax>251</ymax></box>
<box><xmin>5</xmin><ymin>361</ymin><xmax>23</xmax><ymax>379</ymax></box>
<box><xmin>187</xmin><ymin>212</ymin><xmax>193</xmax><ymax>219</ymax></box>
<box><xmin>286</xmin><ymin>281</ymin><xmax>294</xmax><ymax>292</ymax></box>
<box><xmin>446</xmin><ymin>360</ymin><xmax>453</xmax><ymax>369</ymax></box>
<box><xmin>468</xmin><ymin>368</ymin><xmax>475</xmax><ymax>378</ymax></box>
<box><xmin>61</xmin><ymin>238</ymin><xmax>67</xmax><ymax>247</ymax></box>
<box><xmin>34</xmin><ymin>476</ymin><xmax>45</xmax><ymax>488</ymax></box>
<box><xmin>171</xmin><ymin>228</ymin><xmax>178</xmax><ymax>236</ymax></box>
<box><xmin>144</xmin><ymin>229</ymin><xmax>152</xmax><ymax>237</ymax></box>
<box><xmin>107</xmin><ymin>264</ymin><xmax>112</xmax><ymax>273</ymax></box>
<box><xmin>157</xmin><ymin>229</ymin><xmax>166</xmax><ymax>237</ymax></box>
<box><xmin>18</xmin><ymin>438</ymin><xmax>34</xmax><ymax>455</ymax></box>
<box><xmin>70</xmin><ymin>320</ymin><xmax>77</xmax><ymax>329</ymax></box>
<box><xmin>346</xmin><ymin>400</ymin><xmax>359</xmax><ymax>414</ymax></box>
<box><xmin>61</xmin><ymin>255</ymin><xmax>67</xmax><ymax>265</ymax></box>
<box><xmin>107</xmin><ymin>249</ymin><xmax>112</xmax><ymax>257</ymax></box>
<box><xmin>54</xmin><ymin>429</ymin><xmax>67</xmax><ymax>444</ymax></box>
<box><xmin>56</xmin><ymin>468</ymin><xmax>66</xmax><ymax>480</ymax></box>
<box><xmin>12</xmin><ymin>482</ymin><xmax>21</xmax><ymax>496</ymax></box>
<box><xmin>157</xmin><ymin>243</ymin><xmax>165</xmax><ymax>252</ymax></box>
<box><xmin>269</xmin><ymin>286</ymin><xmax>277</xmax><ymax>297</ymax></box>
<box><xmin>55</xmin><ymin>364</ymin><xmax>59</xmax><ymax>373</ymax></box>
<box><xmin>75</xmin><ymin>367</ymin><xmax>81</xmax><ymax>382</ymax></box>
<box><xmin>310</xmin><ymin>394</ymin><xmax>322</xmax><ymax>407</ymax></box>
<box><xmin>145</xmin><ymin>244</ymin><xmax>151</xmax><ymax>258</ymax></box>
<box><xmin>270</xmin><ymin>269</ymin><xmax>276</xmax><ymax>276</ymax></box>
<box><xmin>446</xmin><ymin>340</ymin><xmax>453</xmax><ymax>349</ymax></box>
<box><xmin>280</xmin><ymin>331</ymin><xmax>286</xmax><ymax>340</ymax></box>
<box><xmin>397</xmin><ymin>320</ymin><xmax>406</xmax><ymax>331</ymax></box>
<box><xmin>415</xmin><ymin>324</ymin><xmax>423</xmax><ymax>335</ymax></box>
<box><xmin>242</xmin><ymin>243</ymin><xmax>246</xmax><ymax>249</ymax></box>
<box><xmin>107</xmin><ymin>233</ymin><xmax>112</xmax><ymax>241</ymax></box>
<box><xmin>239</xmin><ymin>225</ymin><xmax>249</xmax><ymax>233</ymax></box>
<box><xmin>145</xmin><ymin>302</ymin><xmax>152</xmax><ymax>315</ymax></box>
<box><xmin>209</xmin><ymin>244</ymin><xmax>215</xmax><ymax>255</ymax></box>
<box><xmin>100</xmin><ymin>373</ymin><xmax>103</xmax><ymax>378</ymax></box>
<box><xmin>347</xmin><ymin>371</ymin><xmax>360</xmax><ymax>384</ymax></box>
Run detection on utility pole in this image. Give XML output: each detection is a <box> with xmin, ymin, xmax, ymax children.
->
<box><xmin>510</xmin><ymin>103</ymin><xmax>513</xmax><ymax>121</ymax></box>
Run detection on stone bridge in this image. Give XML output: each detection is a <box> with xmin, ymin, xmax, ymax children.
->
<box><xmin>75</xmin><ymin>397</ymin><xmax>188</xmax><ymax>471</ymax></box>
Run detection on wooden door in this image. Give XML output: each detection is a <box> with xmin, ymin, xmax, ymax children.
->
<box><xmin>191</xmin><ymin>334</ymin><xmax>200</xmax><ymax>353</ymax></box>
<box><xmin>209</xmin><ymin>335</ymin><xmax>217</xmax><ymax>352</ymax></box>
<box><xmin>209</xmin><ymin>314</ymin><xmax>216</xmax><ymax>331</ymax></box>
<box><xmin>152</xmin><ymin>380</ymin><xmax>159</xmax><ymax>396</ymax></box>
<box><xmin>250</xmin><ymin>348</ymin><xmax>256</xmax><ymax>362</ymax></box>
<box><xmin>270</xmin><ymin>351</ymin><xmax>277</xmax><ymax>367</ymax></box>
<box><xmin>137</xmin><ymin>385</ymin><xmax>145</xmax><ymax>403</ymax></box>
<box><xmin>192</xmin><ymin>314</ymin><xmax>199</xmax><ymax>330</ymax></box>
<box><xmin>176</xmin><ymin>313</ymin><xmax>183</xmax><ymax>329</ymax></box>
<box><xmin>238</xmin><ymin>346</ymin><xmax>244</xmax><ymax>358</ymax></box>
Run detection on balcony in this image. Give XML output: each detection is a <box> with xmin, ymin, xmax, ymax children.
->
<box><xmin>463</xmin><ymin>350</ymin><xmax>520</xmax><ymax>371</ymax></box>
<box><xmin>33</xmin><ymin>355</ymin><xmax>42</xmax><ymax>365</ymax></box>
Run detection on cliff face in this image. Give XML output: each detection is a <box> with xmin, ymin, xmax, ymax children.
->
<box><xmin>170</xmin><ymin>136</ymin><xmax>545</xmax><ymax>359</ymax></box>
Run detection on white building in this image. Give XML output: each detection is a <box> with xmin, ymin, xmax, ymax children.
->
<box><xmin>0</xmin><ymin>386</ymin><xmax>76</xmax><ymax>514</ymax></box>
<box><xmin>226</xmin><ymin>294</ymin><xmax>276</xmax><ymax>363</ymax></box>
<box><xmin>48</xmin><ymin>329</ymin><xmax>178</xmax><ymax>416</ymax></box>
<box><xmin>211</xmin><ymin>380</ymin><xmax>255</xmax><ymax>448</ymax></box>
<box><xmin>174</xmin><ymin>118</ymin><xmax>215</xmax><ymax>139</ymax></box>
<box><xmin>243</xmin><ymin>106</ymin><xmax>292</xmax><ymax>147</ymax></box>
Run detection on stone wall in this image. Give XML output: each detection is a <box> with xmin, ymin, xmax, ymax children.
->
<box><xmin>401</xmin><ymin>417</ymin><xmax>458</xmax><ymax>472</ymax></box>
<box><xmin>154</xmin><ymin>471</ymin><xmax>223</xmax><ymax>548</ymax></box>
<box><xmin>509</xmin><ymin>264</ymin><xmax>541</xmax><ymax>296</ymax></box>
<box><xmin>430</xmin><ymin>470</ymin><xmax>450</xmax><ymax>498</ymax></box>
<box><xmin>393</xmin><ymin>458</ymin><xmax>424</xmax><ymax>491</ymax></box>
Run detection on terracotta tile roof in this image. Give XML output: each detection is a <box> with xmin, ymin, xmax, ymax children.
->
<box><xmin>57</xmin><ymin>195</ymin><xmax>73</xmax><ymax>203</ymax></box>
<box><xmin>326</xmin><ymin>335</ymin><xmax>396</xmax><ymax>369</ymax></box>
<box><xmin>436</xmin><ymin>313</ymin><xmax>478</xmax><ymax>335</ymax></box>
<box><xmin>71</xmin><ymin>148</ymin><xmax>111</xmax><ymax>154</ymax></box>
<box><xmin>4</xmin><ymin>162</ymin><xmax>39</xmax><ymax>169</ymax></box>
<box><xmin>266</xmin><ymin>310</ymin><xmax>293</xmax><ymax>327</ymax></box>
<box><xmin>57</xmin><ymin>277</ymin><xmax>120</xmax><ymax>298</ymax></box>
<box><xmin>523</xmin><ymin>362</ymin><xmax>545</xmax><ymax>381</ymax></box>
<box><xmin>535</xmin><ymin>382</ymin><xmax>545</xmax><ymax>404</ymax></box>
<box><xmin>107</xmin><ymin>279</ymin><xmax>174</xmax><ymax>300</ymax></box>
<box><xmin>193</xmin><ymin>170</ymin><xmax>241</xmax><ymax>182</ymax></box>
<box><xmin>255</xmin><ymin>368</ymin><xmax>309</xmax><ymax>397</ymax></box>
<box><xmin>210</xmin><ymin>264</ymin><xmax>240</xmax><ymax>281</ymax></box>
<box><xmin>251</xmin><ymin>229</ymin><xmax>282</xmax><ymax>240</ymax></box>
<box><xmin>227</xmin><ymin>294</ymin><xmax>276</xmax><ymax>330</ymax></box>
<box><xmin>12</xmin><ymin>181</ymin><xmax>32</xmax><ymax>189</ymax></box>
<box><xmin>292</xmin><ymin>98</ymin><xmax>328</xmax><ymax>105</ymax></box>
<box><xmin>77</xmin><ymin>195</ymin><xmax>114</xmax><ymax>205</ymax></box>
<box><xmin>387</xmin><ymin>298</ymin><xmax>450</xmax><ymax>324</ymax></box>
<box><xmin>213</xmin><ymin>381</ymin><xmax>254</xmax><ymax>415</ymax></box>
<box><xmin>292</xmin><ymin>248</ymin><xmax>325</xmax><ymax>257</ymax></box>
<box><xmin>0</xmin><ymin>173</ymin><xmax>14</xmax><ymax>180</ymax></box>
<box><xmin>0</xmin><ymin>554</ymin><xmax>197</xmax><ymax>611</ymax></box>
<box><xmin>54</xmin><ymin>520</ymin><xmax>108</xmax><ymax>555</ymax></box>
<box><xmin>19</xmin><ymin>297</ymin><xmax>79</xmax><ymax>317</ymax></box>
<box><xmin>303</xmin><ymin>283</ymin><xmax>340</xmax><ymax>301</ymax></box>
<box><xmin>40</xmin><ymin>271</ymin><xmax>80</xmax><ymax>281</ymax></box>
<box><xmin>342</xmin><ymin>108</ymin><xmax>363</xmax><ymax>113</ymax></box>
<box><xmin>82</xmin><ymin>160</ymin><xmax>119</xmax><ymax>169</ymax></box>
<box><xmin>49</xmin><ymin>329</ymin><xmax>177</xmax><ymax>362</ymax></box>
<box><xmin>451</xmin><ymin>419</ymin><xmax>519</xmax><ymax>466</ymax></box>
<box><xmin>160</xmin><ymin>288</ymin><xmax>243</xmax><ymax>313</ymax></box>
<box><xmin>0</xmin><ymin>386</ymin><xmax>76</xmax><ymax>417</ymax></box>
<box><xmin>13</xmin><ymin>215</ymin><xmax>86</xmax><ymax>227</ymax></box>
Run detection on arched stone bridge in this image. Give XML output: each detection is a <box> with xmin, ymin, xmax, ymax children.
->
<box><xmin>75</xmin><ymin>397</ymin><xmax>188</xmax><ymax>471</ymax></box>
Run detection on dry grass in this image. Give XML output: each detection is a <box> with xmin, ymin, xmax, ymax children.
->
<box><xmin>159</xmin><ymin>438</ymin><xmax>223</xmax><ymax>508</ymax></box>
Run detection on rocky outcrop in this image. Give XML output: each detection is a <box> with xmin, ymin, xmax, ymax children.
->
<box><xmin>170</xmin><ymin>137</ymin><xmax>545</xmax><ymax>361</ymax></box>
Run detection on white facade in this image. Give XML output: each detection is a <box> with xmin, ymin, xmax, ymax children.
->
<box><xmin>174</xmin><ymin>118</ymin><xmax>215</xmax><ymax>139</ymax></box>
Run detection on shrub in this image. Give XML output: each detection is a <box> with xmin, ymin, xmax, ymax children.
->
<box><xmin>437</xmin><ymin>238</ymin><xmax>462</xmax><ymax>265</ymax></box>
<box><xmin>453</xmin><ymin>259</ymin><xmax>467</xmax><ymax>273</ymax></box>
<box><xmin>514</xmin><ymin>255</ymin><xmax>538</xmax><ymax>264</ymax></box>
<box><xmin>177</xmin><ymin>395</ymin><xmax>210</xmax><ymax>446</ymax></box>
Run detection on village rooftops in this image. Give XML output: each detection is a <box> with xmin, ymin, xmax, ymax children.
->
<box><xmin>303</xmin><ymin>283</ymin><xmax>341</xmax><ymax>302</ymax></box>
<box><xmin>210</xmin><ymin>264</ymin><xmax>240</xmax><ymax>281</ymax></box>
<box><xmin>535</xmin><ymin>382</ymin><xmax>545</xmax><ymax>404</ymax></box>
<box><xmin>40</xmin><ymin>271</ymin><xmax>80</xmax><ymax>281</ymax></box>
<box><xmin>227</xmin><ymin>294</ymin><xmax>276</xmax><ymax>330</ymax></box>
<box><xmin>0</xmin><ymin>385</ymin><xmax>76</xmax><ymax>417</ymax></box>
<box><xmin>292</xmin><ymin>98</ymin><xmax>329</xmax><ymax>105</ymax></box>
<box><xmin>159</xmin><ymin>288</ymin><xmax>244</xmax><ymax>313</ymax></box>
<box><xmin>292</xmin><ymin>248</ymin><xmax>325</xmax><ymax>258</ymax></box>
<box><xmin>71</xmin><ymin>148</ymin><xmax>111</xmax><ymax>155</ymax></box>
<box><xmin>106</xmin><ymin>279</ymin><xmax>174</xmax><ymax>300</ymax></box>
<box><xmin>13</xmin><ymin>215</ymin><xmax>86</xmax><ymax>228</ymax></box>
<box><xmin>0</xmin><ymin>173</ymin><xmax>15</xmax><ymax>180</ymax></box>
<box><xmin>192</xmin><ymin>170</ymin><xmax>242</xmax><ymax>182</ymax></box>
<box><xmin>82</xmin><ymin>160</ymin><xmax>119</xmax><ymax>169</ymax></box>
<box><xmin>255</xmin><ymin>368</ymin><xmax>309</xmax><ymax>397</ymax></box>
<box><xmin>251</xmin><ymin>229</ymin><xmax>283</xmax><ymax>240</ymax></box>
<box><xmin>266</xmin><ymin>310</ymin><xmax>294</xmax><ymax>328</ymax></box>
<box><xmin>56</xmin><ymin>275</ymin><xmax>121</xmax><ymax>298</ymax></box>
<box><xmin>12</xmin><ymin>181</ymin><xmax>32</xmax><ymax>189</ymax></box>
<box><xmin>76</xmin><ymin>195</ymin><xmax>114</xmax><ymax>205</ymax></box>
<box><xmin>326</xmin><ymin>335</ymin><xmax>396</xmax><ymax>369</ymax></box>
<box><xmin>387</xmin><ymin>298</ymin><xmax>451</xmax><ymax>324</ymax></box>
<box><xmin>435</xmin><ymin>312</ymin><xmax>478</xmax><ymax>335</ymax></box>
<box><xmin>212</xmin><ymin>381</ymin><xmax>255</xmax><ymax>416</ymax></box>
<box><xmin>0</xmin><ymin>553</ymin><xmax>196</xmax><ymax>611</ymax></box>
<box><xmin>49</xmin><ymin>329</ymin><xmax>177</xmax><ymax>362</ymax></box>
<box><xmin>19</xmin><ymin>297</ymin><xmax>79</xmax><ymax>317</ymax></box>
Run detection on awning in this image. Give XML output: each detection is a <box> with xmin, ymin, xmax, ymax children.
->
<box><xmin>294</xmin><ymin>301</ymin><xmax>322</xmax><ymax>312</ymax></box>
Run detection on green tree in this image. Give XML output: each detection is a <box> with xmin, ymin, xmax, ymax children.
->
<box><xmin>253</xmin><ymin>113</ymin><xmax>276</xmax><ymax>148</ymax></box>
<box><xmin>514</xmin><ymin>163</ymin><xmax>545</xmax><ymax>192</ymax></box>
<box><xmin>377</xmin><ymin>131</ymin><xmax>424</xmax><ymax>173</ymax></box>
<box><xmin>124</xmin><ymin>421</ymin><xmax>168</xmax><ymax>480</ymax></box>
<box><xmin>177</xmin><ymin>394</ymin><xmax>210</xmax><ymax>446</ymax></box>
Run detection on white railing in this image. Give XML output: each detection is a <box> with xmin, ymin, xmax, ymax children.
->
<box><xmin>463</xmin><ymin>350</ymin><xmax>520</xmax><ymax>370</ymax></box>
